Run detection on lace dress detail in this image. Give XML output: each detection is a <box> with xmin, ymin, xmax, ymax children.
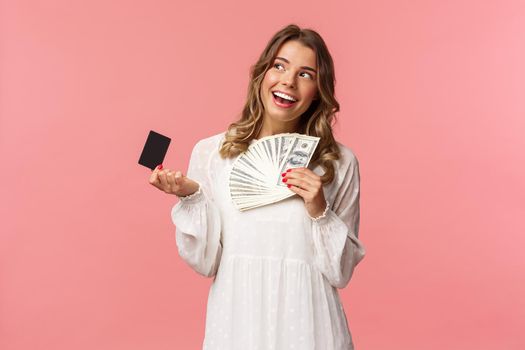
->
<box><xmin>177</xmin><ymin>181</ymin><xmax>203</xmax><ymax>202</ymax></box>
<box><xmin>308</xmin><ymin>199</ymin><xmax>330</xmax><ymax>221</ymax></box>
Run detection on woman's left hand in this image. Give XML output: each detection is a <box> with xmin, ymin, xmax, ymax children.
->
<box><xmin>282</xmin><ymin>167</ymin><xmax>327</xmax><ymax>218</ymax></box>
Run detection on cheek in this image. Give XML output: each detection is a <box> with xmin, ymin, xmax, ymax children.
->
<box><xmin>262</xmin><ymin>71</ymin><xmax>280</xmax><ymax>88</ymax></box>
<box><xmin>302</xmin><ymin>86</ymin><xmax>318</xmax><ymax>101</ymax></box>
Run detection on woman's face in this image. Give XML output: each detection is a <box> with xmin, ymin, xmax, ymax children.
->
<box><xmin>260</xmin><ymin>40</ymin><xmax>319</xmax><ymax>125</ymax></box>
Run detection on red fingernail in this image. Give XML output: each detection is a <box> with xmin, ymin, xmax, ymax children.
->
<box><xmin>158</xmin><ymin>164</ymin><xmax>163</xmax><ymax>170</ymax></box>
<box><xmin>281</xmin><ymin>173</ymin><xmax>286</xmax><ymax>177</ymax></box>
<box><xmin>287</xmin><ymin>169</ymin><xmax>292</xmax><ymax>172</ymax></box>
<box><xmin>282</xmin><ymin>178</ymin><xmax>287</xmax><ymax>182</ymax></box>
<box><xmin>287</xmin><ymin>184</ymin><xmax>291</xmax><ymax>188</ymax></box>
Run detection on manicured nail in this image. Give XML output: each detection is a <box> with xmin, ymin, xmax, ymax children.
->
<box><xmin>287</xmin><ymin>184</ymin><xmax>291</xmax><ymax>188</ymax></box>
<box><xmin>158</xmin><ymin>164</ymin><xmax>163</xmax><ymax>170</ymax></box>
<box><xmin>287</xmin><ymin>169</ymin><xmax>292</xmax><ymax>172</ymax></box>
<box><xmin>281</xmin><ymin>173</ymin><xmax>286</xmax><ymax>177</ymax></box>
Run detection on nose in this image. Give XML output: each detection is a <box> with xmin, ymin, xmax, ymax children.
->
<box><xmin>281</xmin><ymin>70</ymin><xmax>296</xmax><ymax>89</ymax></box>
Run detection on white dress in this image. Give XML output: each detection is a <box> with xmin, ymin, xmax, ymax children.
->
<box><xmin>171</xmin><ymin>131</ymin><xmax>366</xmax><ymax>350</ymax></box>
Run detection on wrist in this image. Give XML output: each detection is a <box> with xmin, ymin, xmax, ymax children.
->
<box><xmin>308</xmin><ymin>199</ymin><xmax>330</xmax><ymax>221</ymax></box>
<box><xmin>177</xmin><ymin>182</ymin><xmax>202</xmax><ymax>201</ymax></box>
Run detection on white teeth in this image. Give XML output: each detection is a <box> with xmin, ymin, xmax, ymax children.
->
<box><xmin>273</xmin><ymin>91</ymin><xmax>297</xmax><ymax>102</ymax></box>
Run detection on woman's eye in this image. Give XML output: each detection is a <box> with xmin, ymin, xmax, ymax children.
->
<box><xmin>301</xmin><ymin>72</ymin><xmax>313</xmax><ymax>79</ymax></box>
<box><xmin>273</xmin><ymin>63</ymin><xmax>314</xmax><ymax>79</ymax></box>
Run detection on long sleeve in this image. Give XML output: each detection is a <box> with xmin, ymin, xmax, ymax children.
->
<box><xmin>310</xmin><ymin>150</ymin><xmax>366</xmax><ymax>289</ymax></box>
<box><xmin>170</xmin><ymin>139</ymin><xmax>223</xmax><ymax>278</ymax></box>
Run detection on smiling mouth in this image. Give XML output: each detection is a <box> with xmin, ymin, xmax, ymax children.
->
<box><xmin>271</xmin><ymin>92</ymin><xmax>298</xmax><ymax>106</ymax></box>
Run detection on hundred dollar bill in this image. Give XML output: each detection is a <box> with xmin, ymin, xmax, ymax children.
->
<box><xmin>228</xmin><ymin>132</ymin><xmax>320</xmax><ymax>211</ymax></box>
<box><xmin>276</xmin><ymin>135</ymin><xmax>319</xmax><ymax>187</ymax></box>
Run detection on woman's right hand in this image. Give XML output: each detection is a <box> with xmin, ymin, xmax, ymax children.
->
<box><xmin>149</xmin><ymin>165</ymin><xmax>200</xmax><ymax>197</ymax></box>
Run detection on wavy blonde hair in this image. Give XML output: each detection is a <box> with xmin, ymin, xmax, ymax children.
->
<box><xmin>219</xmin><ymin>24</ymin><xmax>342</xmax><ymax>185</ymax></box>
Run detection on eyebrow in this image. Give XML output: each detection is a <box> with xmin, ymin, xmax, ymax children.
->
<box><xmin>275</xmin><ymin>57</ymin><xmax>317</xmax><ymax>74</ymax></box>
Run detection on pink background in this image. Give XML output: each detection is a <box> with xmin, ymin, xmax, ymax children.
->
<box><xmin>1</xmin><ymin>0</ymin><xmax>524</xmax><ymax>349</ymax></box>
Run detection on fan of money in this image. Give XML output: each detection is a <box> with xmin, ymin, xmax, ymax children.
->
<box><xmin>229</xmin><ymin>132</ymin><xmax>320</xmax><ymax>211</ymax></box>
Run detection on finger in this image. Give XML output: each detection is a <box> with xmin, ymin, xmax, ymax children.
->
<box><xmin>158</xmin><ymin>169</ymin><xmax>169</xmax><ymax>188</ymax></box>
<box><xmin>173</xmin><ymin>171</ymin><xmax>183</xmax><ymax>185</ymax></box>
<box><xmin>149</xmin><ymin>166</ymin><xmax>162</xmax><ymax>185</ymax></box>
<box><xmin>284</xmin><ymin>177</ymin><xmax>314</xmax><ymax>193</ymax></box>
<box><xmin>166</xmin><ymin>170</ymin><xmax>175</xmax><ymax>187</ymax></box>
<box><xmin>286</xmin><ymin>168</ymin><xmax>322</xmax><ymax>190</ymax></box>
<box><xmin>168</xmin><ymin>170</ymin><xmax>181</xmax><ymax>192</ymax></box>
<box><xmin>286</xmin><ymin>182</ymin><xmax>309</xmax><ymax>198</ymax></box>
<box><xmin>283</xmin><ymin>171</ymin><xmax>316</xmax><ymax>188</ymax></box>
<box><xmin>150</xmin><ymin>164</ymin><xmax>163</xmax><ymax>176</ymax></box>
<box><xmin>286</xmin><ymin>167</ymin><xmax>319</xmax><ymax>182</ymax></box>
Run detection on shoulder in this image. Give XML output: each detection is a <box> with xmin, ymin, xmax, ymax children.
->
<box><xmin>193</xmin><ymin>130</ymin><xmax>228</xmax><ymax>153</ymax></box>
<box><xmin>334</xmin><ymin>140</ymin><xmax>359</xmax><ymax>171</ymax></box>
<box><xmin>323</xmin><ymin>140</ymin><xmax>360</xmax><ymax>200</ymax></box>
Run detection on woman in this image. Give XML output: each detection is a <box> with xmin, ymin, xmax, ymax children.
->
<box><xmin>149</xmin><ymin>24</ymin><xmax>366</xmax><ymax>350</ymax></box>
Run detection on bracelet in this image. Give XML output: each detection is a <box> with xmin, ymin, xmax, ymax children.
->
<box><xmin>178</xmin><ymin>182</ymin><xmax>202</xmax><ymax>200</ymax></box>
<box><xmin>309</xmin><ymin>199</ymin><xmax>330</xmax><ymax>221</ymax></box>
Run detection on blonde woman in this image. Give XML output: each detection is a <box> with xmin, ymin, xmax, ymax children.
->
<box><xmin>150</xmin><ymin>24</ymin><xmax>366</xmax><ymax>350</ymax></box>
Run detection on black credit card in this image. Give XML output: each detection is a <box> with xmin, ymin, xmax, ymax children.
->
<box><xmin>138</xmin><ymin>130</ymin><xmax>171</xmax><ymax>170</ymax></box>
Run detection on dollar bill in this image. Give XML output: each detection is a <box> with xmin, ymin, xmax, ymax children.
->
<box><xmin>276</xmin><ymin>134</ymin><xmax>319</xmax><ymax>187</ymax></box>
<box><xmin>228</xmin><ymin>132</ymin><xmax>320</xmax><ymax>211</ymax></box>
